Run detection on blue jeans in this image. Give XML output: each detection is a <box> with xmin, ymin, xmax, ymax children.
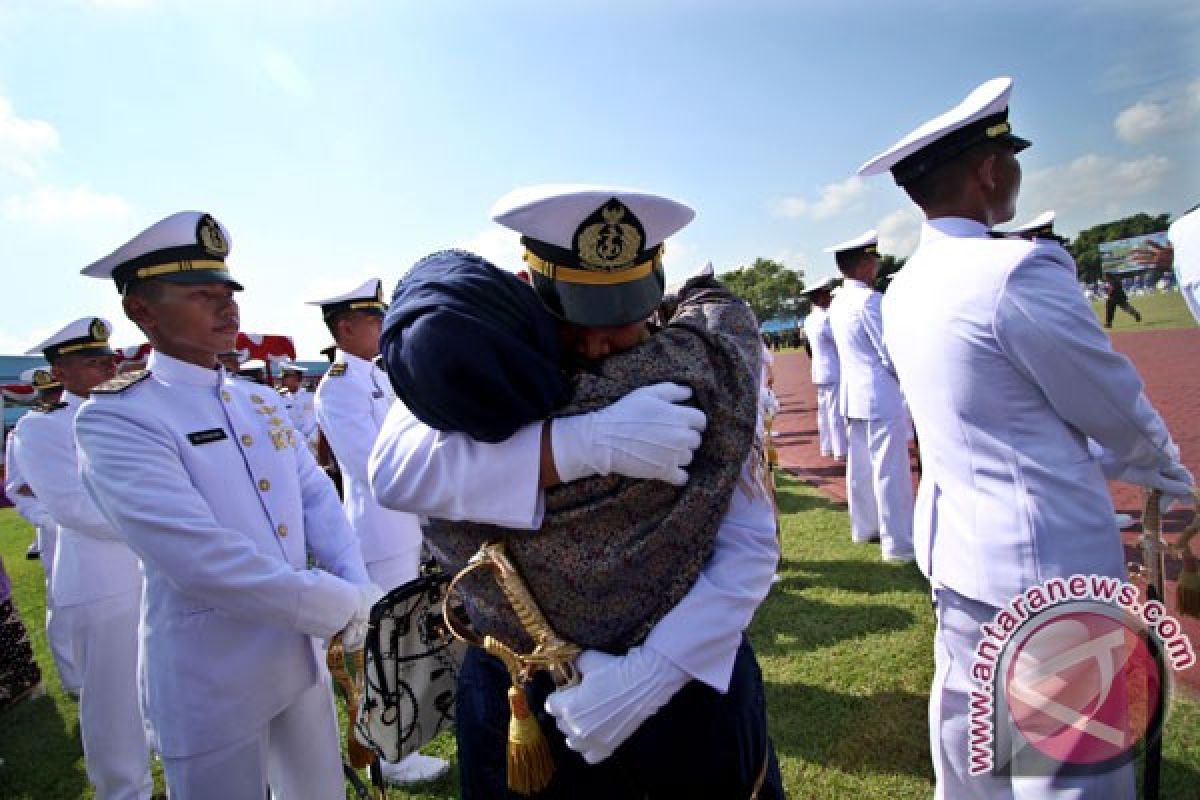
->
<box><xmin>455</xmin><ymin>636</ymin><xmax>783</xmax><ymax>799</ymax></box>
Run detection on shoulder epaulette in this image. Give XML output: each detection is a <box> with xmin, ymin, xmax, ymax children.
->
<box><xmin>32</xmin><ymin>401</ymin><xmax>68</xmax><ymax>413</ymax></box>
<box><xmin>328</xmin><ymin>362</ymin><xmax>348</xmax><ymax>377</ymax></box>
<box><xmin>92</xmin><ymin>370</ymin><xmax>152</xmax><ymax>394</ymax></box>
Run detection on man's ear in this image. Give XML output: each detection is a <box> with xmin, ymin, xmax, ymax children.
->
<box><xmin>50</xmin><ymin>362</ymin><xmax>66</xmax><ymax>383</ymax></box>
<box><xmin>976</xmin><ymin>152</ymin><xmax>999</xmax><ymax>193</ymax></box>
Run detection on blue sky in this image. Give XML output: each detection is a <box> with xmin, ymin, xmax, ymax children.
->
<box><xmin>0</xmin><ymin>0</ymin><xmax>1196</xmax><ymax>357</ymax></box>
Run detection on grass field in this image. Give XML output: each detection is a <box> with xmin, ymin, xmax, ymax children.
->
<box><xmin>1089</xmin><ymin>289</ymin><xmax>1197</xmax><ymax>332</ymax></box>
<box><xmin>1</xmin><ymin>476</ymin><xmax>1198</xmax><ymax>798</ymax></box>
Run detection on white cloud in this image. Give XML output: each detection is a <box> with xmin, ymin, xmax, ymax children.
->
<box><xmin>456</xmin><ymin>228</ymin><xmax>524</xmax><ymax>272</ymax></box>
<box><xmin>773</xmin><ymin>176</ymin><xmax>868</xmax><ymax>220</ymax></box>
<box><xmin>3</xmin><ymin>185</ymin><xmax>131</xmax><ymax>224</ymax></box>
<box><xmin>259</xmin><ymin>44</ymin><xmax>313</xmax><ymax>99</ymax></box>
<box><xmin>1023</xmin><ymin>153</ymin><xmax>1171</xmax><ymax>220</ymax></box>
<box><xmin>0</xmin><ymin>96</ymin><xmax>58</xmax><ymax>178</ymax></box>
<box><xmin>1113</xmin><ymin>79</ymin><xmax>1200</xmax><ymax>143</ymax></box>
<box><xmin>877</xmin><ymin>208</ymin><xmax>922</xmax><ymax>259</ymax></box>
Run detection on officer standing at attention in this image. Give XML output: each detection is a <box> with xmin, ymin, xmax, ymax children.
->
<box><xmin>7</xmin><ymin>368</ymin><xmax>64</xmax><ymax>563</ymax></box>
<box><xmin>5</xmin><ymin>367</ymin><xmax>79</xmax><ymax>695</ymax></box>
<box><xmin>308</xmin><ymin>278</ymin><xmax>450</xmax><ymax>785</ymax></box>
<box><xmin>800</xmin><ymin>276</ymin><xmax>847</xmax><ymax>461</ymax></box>
<box><xmin>276</xmin><ymin>358</ymin><xmax>319</xmax><ymax>451</ymax></box>
<box><xmin>858</xmin><ymin>76</ymin><xmax>1194</xmax><ymax>799</ymax></box>
<box><xmin>13</xmin><ymin>317</ymin><xmax>152</xmax><ymax>800</ymax></box>
<box><xmin>74</xmin><ymin>211</ymin><xmax>381</xmax><ymax>799</ymax></box>
<box><xmin>825</xmin><ymin>231</ymin><xmax>915</xmax><ymax>561</ymax></box>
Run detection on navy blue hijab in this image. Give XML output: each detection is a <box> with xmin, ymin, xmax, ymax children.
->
<box><xmin>380</xmin><ymin>250</ymin><xmax>571</xmax><ymax>442</ymax></box>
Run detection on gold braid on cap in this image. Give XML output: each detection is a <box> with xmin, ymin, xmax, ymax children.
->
<box><xmin>522</xmin><ymin>247</ymin><xmax>663</xmax><ymax>287</ymax></box>
<box><xmin>135</xmin><ymin>259</ymin><xmax>230</xmax><ymax>279</ymax></box>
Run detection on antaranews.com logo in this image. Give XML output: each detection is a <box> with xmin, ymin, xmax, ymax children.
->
<box><xmin>968</xmin><ymin>574</ymin><xmax>1195</xmax><ymax>777</ymax></box>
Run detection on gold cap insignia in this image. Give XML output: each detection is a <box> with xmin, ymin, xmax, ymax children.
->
<box><xmin>196</xmin><ymin>214</ymin><xmax>230</xmax><ymax>258</ymax></box>
<box><xmin>573</xmin><ymin>199</ymin><xmax>645</xmax><ymax>271</ymax></box>
<box><xmin>90</xmin><ymin>317</ymin><xmax>110</xmax><ymax>342</ymax></box>
<box><xmin>32</xmin><ymin>370</ymin><xmax>57</xmax><ymax>388</ymax></box>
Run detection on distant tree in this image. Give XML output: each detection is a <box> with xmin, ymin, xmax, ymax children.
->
<box><xmin>874</xmin><ymin>254</ymin><xmax>907</xmax><ymax>293</ymax></box>
<box><xmin>1068</xmin><ymin>212</ymin><xmax>1170</xmax><ymax>283</ymax></box>
<box><xmin>721</xmin><ymin>258</ymin><xmax>805</xmax><ymax>324</ymax></box>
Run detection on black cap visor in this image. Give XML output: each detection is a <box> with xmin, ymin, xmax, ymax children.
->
<box><xmin>532</xmin><ymin>268</ymin><xmax>665</xmax><ymax>328</ymax></box>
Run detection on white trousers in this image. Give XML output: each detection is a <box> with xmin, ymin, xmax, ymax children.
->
<box><xmin>62</xmin><ymin>589</ymin><xmax>153</xmax><ymax>800</ymax></box>
<box><xmin>931</xmin><ymin>589</ymin><xmax>1135</xmax><ymax>799</ymax></box>
<box><xmin>815</xmin><ymin>384</ymin><xmax>847</xmax><ymax>459</ymax></box>
<box><xmin>162</xmin><ymin>677</ymin><xmax>345</xmax><ymax>800</ymax></box>
<box><xmin>36</xmin><ymin>524</ymin><xmax>81</xmax><ymax>693</ymax></box>
<box><xmin>845</xmin><ymin>415</ymin><xmax>914</xmax><ymax>559</ymax></box>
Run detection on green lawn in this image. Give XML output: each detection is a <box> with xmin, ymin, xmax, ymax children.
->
<box><xmin>1090</xmin><ymin>289</ymin><xmax>1197</xmax><ymax>332</ymax></box>
<box><xmin>2</xmin><ymin>477</ymin><xmax>1198</xmax><ymax>798</ymax></box>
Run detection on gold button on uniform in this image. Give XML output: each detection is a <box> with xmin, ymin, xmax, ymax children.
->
<box><xmin>221</xmin><ymin>391</ymin><xmax>231</xmax><ymax>402</ymax></box>
<box><xmin>251</xmin><ymin>394</ymin><xmax>264</xmax><ymax>404</ymax></box>
<box><xmin>258</xmin><ymin>479</ymin><xmax>270</xmax><ymax>491</ymax></box>
<box><xmin>277</xmin><ymin>524</ymin><xmax>288</xmax><ymax>537</ymax></box>
<box><xmin>241</xmin><ymin>434</ymin><xmax>253</xmax><ymax>446</ymax></box>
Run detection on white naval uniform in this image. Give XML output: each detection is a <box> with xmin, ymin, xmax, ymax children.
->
<box><xmin>882</xmin><ymin>217</ymin><xmax>1168</xmax><ymax>799</ymax></box>
<box><xmin>1169</xmin><ymin>206</ymin><xmax>1200</xmax><ymax>324</ymax></box>
<box><xmin>279</xmin><ymin>386</ymin><xmax>318</xmax><ymax>450</ymax></box>
<box><xmin>12</xmin><ymin>392</ymin><xmax>151</xmax><ymax>800</ymax></box>
<box><xmin>803</xmin><ymin>305</ymin><xmax>847</xmax><ymax>459</ymax></box>
<box><xmin>827</xmin><ymin>279</ymin><xmax>914</xmax><ymax>558</ymax></box>
<box><xmin>315</xmin><ymin>350</ymin><xmax>424</xmax><ymax>591</ymax></box>
<box><xmin>75</xmin><ymin>352</ymin><xmax>369</xmax><ymax>799</ymax></box>
<box><xmin>4</xmin><ymin>427</ymin><xmax>78</xmax><ymax>692</ymax></box>
<box><xmin>368</xmin><ymin>404</ymin><xmax>780</xmax><ymax>691</ymax></box>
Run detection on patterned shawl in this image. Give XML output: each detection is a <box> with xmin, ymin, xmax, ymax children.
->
<box><xmin>424</xmin><ymin>274</ymin><xmax>762</xmax><ymax>654</ymax></box>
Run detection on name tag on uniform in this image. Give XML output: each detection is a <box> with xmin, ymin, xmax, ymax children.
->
<box><xmin>187</xmin><ymin>428</ymin><xmax>228</xmax><ymax>446</ymax></box>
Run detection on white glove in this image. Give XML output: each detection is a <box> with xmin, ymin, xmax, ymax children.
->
<box><xmin>1117</xmin><ymin>462</ymin><xmax>1195</xmax><ymax>511</ymax></box>
<box><xmin>544</xmin><ymin>645</ymin><xmax>689</xmax><ymax>764</ymax></box>
<box><xmin>551</xmin><ymin>382</ymin><xmax>706</xmax><ymax>486</ymax></box>
<box><xmin>340</xmin><ymin>583</ymin><xmax>385</xmax><ymax>652</ymax></box>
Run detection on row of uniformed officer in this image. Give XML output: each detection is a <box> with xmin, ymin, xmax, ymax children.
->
<box><xmin>825</xmin><ymin>231</ymin><xmax>915</xmax><ymax>562</ymax></box>
<box><xmin>11</xmin><ymin>318</ymin><xmax>152</xmax><ymax>799</ymax></box>
<box><xmin>800</xmin><ymin>276</ymin><xmax>847</xmax><ymax>461</ymax></box>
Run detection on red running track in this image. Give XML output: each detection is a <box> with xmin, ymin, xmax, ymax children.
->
<box><xmin>770</xmin><ymin>327</ymin><xmax>1200</xmax><ymax>695</ymax></box>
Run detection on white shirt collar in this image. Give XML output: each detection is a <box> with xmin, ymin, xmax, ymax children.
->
<box><xmin>337</xmin><ymin>349</ymin><xmax>378</xmax><ymax>371</ymax></box>
<box><xmin>63</xmin><ymin>391</ymin><xmax>86</xmax><ymax>408</ymax></box>
<box><xmin>148</xmin><ymin>350</ymin><xmax>222</xmax><ymax>387</ymax></box>
<box><xmin>844</xmin><ymin>278</ymin><xmax>871</xmax><ymax>289</ymax></box>
<box><xmin>922</xmin><ymin>216</ymin><xmax>991</xmax><ymax>242</ymax></box>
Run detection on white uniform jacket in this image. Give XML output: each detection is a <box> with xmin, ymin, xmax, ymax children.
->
<box><xmin>369</xmin><ymin>405</ymin><xmax>779</xmax><ymax>692</ymax></box>
<box><xmin>5</xmin><ymin>427</ymin><xmax>55</xmax><ymax>530</ymax></box>
<box><xmin>280</xmin><ymin>386</ymin><xmax>318</xmax><ymax>445</ymax></box>
<box><xmin>827</xmin><ymin>279</ymin><xmax>905</xmax><ymax>420</ymax></box>
<box><xmin>882</xmin><ymin>217</ymin><xmax>1177</xmax><ymax>608</ymax></box>
<box><xmin>802</xmin><ymin>306</ymin><xmax>841</xmax><ymax>386</ymax></box>
<box><xmin>75</xmin><ymin>352</ymin><xmax>368</xmax><ymax>758</ymax></box>
<box><xmin>1169</xmin><ymin>207</ymin><xmax>1200</xmax><ymax>324</ymax></box>
<box><xmin>12</xmin><ymin>392</ymin><xmax>141</xmax><ymax>608</ymax></box>
<box><xmin>315</xmin><ymin>350</ymin><xmax>422</xmax><ymax>565</ymax></box>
